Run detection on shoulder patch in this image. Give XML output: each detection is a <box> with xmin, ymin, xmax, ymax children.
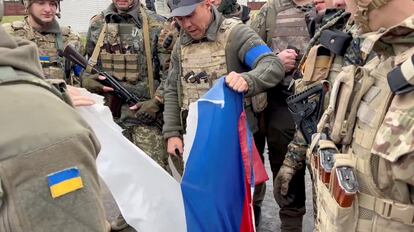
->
<box><xmin>90</xmin><ymin>14</ymin><xmax>104</xmax><ymax>24</ymax></box>
<box><xmin>60</xmin><ymin>26</ymin><xmax>71</xmax><ymax>36</ymax></box>
<box><xmin>12</xmin><ymin>20</ymin><xmax>26</xmax><ymax>29</ymax></box>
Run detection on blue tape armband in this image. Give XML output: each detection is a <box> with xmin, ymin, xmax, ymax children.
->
<box><xmin>244</xmin><ymin>45</ymin><xmax>272</xmax><ymax>69</ymax></box>
<box><xmin>73</xmin><ymin>64</ymin><xmax>83</xmax><ymax>77</ymax></box>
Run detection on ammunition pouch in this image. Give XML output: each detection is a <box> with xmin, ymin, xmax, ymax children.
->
<box><xmin>301</xmin><ymin>45</ymin><xmax>334</xmax><ymax>84</ymax></box>
<box><xmin>316</xmin><ymin>152</ymin><xmax>359</xmax><ymax>232</ymax></box>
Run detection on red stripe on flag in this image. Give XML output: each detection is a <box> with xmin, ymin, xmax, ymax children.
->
<box><xmin>240</xmin><ymin>176</ymin><xmax>254</xmax><ymax>232</ymax></box>
<box><xmin>238</xmin><ymin>112</ymin><xmax>269</xmax><ymax>186</ymax></box>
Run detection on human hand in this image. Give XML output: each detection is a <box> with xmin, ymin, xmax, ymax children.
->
<box><xmin>67</xmin><ymin>85</ymin><xmax>95</xmax><ymax>107</ymax></box>
<box><xmin>225</xmin><ymin>71</ymin><xmax>249</xmax><ymax>93</ymax></box>
<box><xmin>167</xmin><ymin>137</ymin><xmax>183</xmax><ymax>156</ymax></box>
<box><xmin>277</xmin><ymin>49</ymin><xmax>298</xmax><ymax>72</ymax></box>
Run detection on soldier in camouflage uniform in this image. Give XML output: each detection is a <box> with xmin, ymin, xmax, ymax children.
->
<box><xmin>83</xmin><ymin>0</ymin><xmax>169</xmax><ymax>230</ymax></box>
<box><xmin>279</xmin><ymin>0</ymin><xmax>414</xmax><ymax>230</ymax></box>
<box><xmin>250</xmin><ymin>0</ymin><xmax>313</xmax><ymax>230</ymax></box>
<box><xmin>310</xmin><ymin>0</ymin><xmax>414</xmax><ymax>230</ymax></box>
<box><xmin>163</xmin><ymin>0</ymin><xmax>292</xmax><ymax>166</ymax></box>
<box><xmin>2</xmin><ymin>0</ymin><xmax>83</xmax><ymax>86</ymax></box>
<box><xmin>83</xmin><ymin>0</ymin><xmax>170</xmax><ymax>171</ymax></box>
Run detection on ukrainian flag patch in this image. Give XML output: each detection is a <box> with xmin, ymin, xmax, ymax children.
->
<box><xmin>47</xmin><ymin>167</ymin><xmax>84</xmax><ymax>198</ymax></box>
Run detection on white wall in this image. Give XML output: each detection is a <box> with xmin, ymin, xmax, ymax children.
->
<box><xmin>58</xmin><ymin>0</ymin><xmax>250</xmax><ymax>33</ymax></box>
<box><xmin>57</xmin><ymin>0</ymin><xmax>111</xmax><ymax>33</ymax></box>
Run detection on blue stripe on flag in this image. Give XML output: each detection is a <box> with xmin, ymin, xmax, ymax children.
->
<box><xmin>182</xmin><ymin>78</ymin><xmax>246</xmax><ymax>232</ymax></box>
<box><xmin>244</xmin><ymin>45</ymin><xmax>272</xmax><ymax>69</ymax></box>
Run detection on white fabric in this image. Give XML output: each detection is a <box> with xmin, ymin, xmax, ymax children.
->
<box><xmin>76</xmin><ymin>90</ymin><xmax>187</xmax><ymax>232</ymax></box>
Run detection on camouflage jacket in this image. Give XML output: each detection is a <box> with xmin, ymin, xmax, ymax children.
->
<box><xmin>3</xmin><ymin>17</ymin><xmax>83</xmax><ymax>84</ymax></box>
<box><xmin>364</xmin><ymin>15</ymin><xmax>414</xmax><ymax>202</ymax></box>
<box><xmin>311</xmin><ymin>16</ymin><xmax>414</xmax><ymax>231</ymax></box>
<box><xmin>84</xmin><ymin>3</ymin><xmax>169</xmax><ymax>100</ymax></box>
<box><xmin>163</xmin><ymin>7</ymin><xmax>285</xmax><ymax>139</ymax></box>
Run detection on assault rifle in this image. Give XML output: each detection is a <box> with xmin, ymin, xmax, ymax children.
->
<box><xmin>59</xmin><ymin>45</ymin><xmax>163</xmax><ymax>130</ymax></box>
<box><xmin>59</xmin><ymin>45</ymin><xmax>143</xmax><ymax>106</ymax></box>
<box><xmin>286</xmin><ymin>83</ymin><xmax>328</xmax><ymax>144</ymax></box>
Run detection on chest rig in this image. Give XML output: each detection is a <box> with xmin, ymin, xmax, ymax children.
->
<box><xmin>179</xmin><ymin>18</ymin><xmax>240</xmax><ymax>110</ymax></box>
<box><xmin>271</xmin><ymin>2</ymin><xmax>310</xmax><ymax>86</ymax></box>
<box><xmin>310</xmin><ymin>30</ymin><xmax>414</xmax><ymax>231</ymax></box>
<box><xmin>11</xmin><ymin>21</ymin><xmax>65</xmax><ymax>80</ymax></box>
<box><xmin>99</xmin><ymin>22</ymin><xmax>145</xmax><ymax>84</ymax></box>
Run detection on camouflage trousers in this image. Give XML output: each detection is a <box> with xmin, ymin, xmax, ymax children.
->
<box><xmin>124</xmin><ymin>124</ymin><xmax>170</xmax><ymax>173</ymax></box>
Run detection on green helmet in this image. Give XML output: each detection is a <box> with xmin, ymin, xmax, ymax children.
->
<box><xmin>0</xmin><ymin>0</ymin><xmax>3</xmax><ymax>22</ymax></box>
<box><xmin>20</xmin><ymin>0</ymin><xmax>62</xmax><ymax>18</ymax></box>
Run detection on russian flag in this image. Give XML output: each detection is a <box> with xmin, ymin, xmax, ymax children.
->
<box><xmin>182</xmin><ymin>78</ymin><xmax>268</xmax><ymax>232</ymax></box>
<box><xmin>78</xmin><ymin>79</ymin><xmax>268</xmax><ymax>232</ymax></box>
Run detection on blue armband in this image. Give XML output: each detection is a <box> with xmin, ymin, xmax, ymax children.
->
<box><xmin>244</xmin><ymin>45</ymin><xmax>272</xmax><ymax>69</ymax></box>
<box><xmin>73</xmin><ymin>64</ymin><xmax>83</xmax><ymax>77</ymax></box>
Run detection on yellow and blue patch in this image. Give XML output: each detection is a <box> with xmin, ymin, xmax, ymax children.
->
<box><xmin>47</xmin><ymin>167</ymin><xmax>84</xmax><ymax>199</ymax></box>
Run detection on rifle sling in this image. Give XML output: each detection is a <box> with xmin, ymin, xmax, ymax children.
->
<box><xmin>87</xmin><ymin>23</ymin><xmax>107</xmax><ymax>73</ymax></box>
<box><xmin>141</xmin><ymin>6</ymin><xmax>155</xmax><ymax>98</ymax></box>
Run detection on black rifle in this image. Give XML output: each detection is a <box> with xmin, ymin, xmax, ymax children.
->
<box><xmin>59</xmin><ymin>45</ymin><xmax>143</xmax><ymax>106</ymax></box>
<box><xmin>286</xmin><ymin>83</ymin><xmax>328</xmax><ymax>144</ymax></box>
<box><xmin>59</xmin><ymin>45</ymin><xmax>164</xmax><ymax>130</ymax></box>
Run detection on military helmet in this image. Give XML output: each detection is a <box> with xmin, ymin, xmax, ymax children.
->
<box><xmin>20</xmin><ymin>0</ymin><xmax>62</xmax><ymax>18</ymax></box>
<box><xmin>0</xmin><ymin>0</ymin><xmax>4</xmax><ymax>22</ymax></box>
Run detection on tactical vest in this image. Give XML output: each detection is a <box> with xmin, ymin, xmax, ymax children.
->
<box><xmin>269</xmin><ymin>0</ymin><xmax>310</xmax><ymax>87</ymax></box>
<box><xmin>7</xmin><ymin>20</ymin><xmax>79</xmax><ymax>81</ymax></box>
<box><xmin>311</xmin><ymin>37</ymin><xmax>414</xmax><ymax>231</ymax></box>
<box><xmin>0</xmin><ymin>67</ymin><xmax>106</xmax><ymax>232</ymax></box>
<box><xmin>179</xmin><ymin>18</ymin><xmax>241</xmax><ymax>110</ymax></box>
<box><xmin>99</xmin><ymin>22</ymin><xmax>145</xmax><ymax>84</ymax></box>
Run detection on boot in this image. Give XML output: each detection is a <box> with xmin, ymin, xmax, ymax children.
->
<box><xmin>280</xmin><ymin>214</ymin><xmax>303</xmax><ymax>232</ymax></box>
<box><xmin>253</xmin><ymin>205</ymin><xmax>262</xmax><ymax>227</ymax></box>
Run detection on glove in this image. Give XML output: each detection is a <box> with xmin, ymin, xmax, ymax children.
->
<box><xmin>82</xmin><ymin>73</ymin><xmax>105</xmax><ymax>94</ymax></box>
<box><xmin>158</xmin><ymin>21</ymin><xmax>178</xmax><ymax>51</ymax></box>
<box><xmin>134</xmin><ymin>98</ymin><xmax>162</xmax><ymax>124</ymax></box>
<box><xmin>274</xmin><ymin>154</ymin><xmax>304</xmax><ymax>207</ymax></box>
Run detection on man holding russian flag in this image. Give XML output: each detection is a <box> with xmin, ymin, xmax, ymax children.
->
<box><xmin>162</xmin><ymin>0</ymin><xmax>297</xmax><ymax>230</ymax></box>
<box><xmin>163</xmin><ymin>0</ymin><xmax>296</xmax><ymax>157</ymax></box>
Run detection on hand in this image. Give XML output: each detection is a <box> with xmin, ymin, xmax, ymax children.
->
<box><xmin>225</xmin><ymin>71</ymin><xmax>249</xmax><ymax>93</ymax></box>
<box><xmin>277</xmin><ymin>49</ymin><xmax>298</xmax><ymax>73</ymax></box>
<box><xmin>167</xmin><ymin>137</ymin><xmax>183</xmax><ymax>156</ymax></box>
<box><xmin>129</xmin><ymin>97</ymin><xmax>162</xmax><ymax>124</ymax></box>
<box><xmin>273</xmin><ymin>155</ymin><xmax>303</xmax><ymax>207</ymax></box>
<box><xmin>67</xmin><ymin>85</ymin><xmax>95</xmax><ymax>107</ymax></box>
<box><xmin>159</xmin><ymin>21</ymin><xmax>178</xmax><ymax>51</ymax></box>
<box><xmin>82</xmin><ymin>74</ymin><xmax>114</xmax><ymax>94</ymax></box>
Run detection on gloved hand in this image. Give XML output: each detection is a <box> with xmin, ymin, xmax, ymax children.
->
<box><xmin>274</xmin><ymin>154</ymin><xmax>304</xmax><ymax>207</ymax></box>
<box><xmin>130</xmin><ymin>98</ymin><xmax>162</xmax><ymax>124</ymax></box>
<box><xmin>158</xmin><ymin>20</ymin><xmax>178</xmax><ymax>51</ymax></box>
<box><xmin>82</xmin><ymin>74</ymin><xmax>113</xmax><ymax>94</ymax></box>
